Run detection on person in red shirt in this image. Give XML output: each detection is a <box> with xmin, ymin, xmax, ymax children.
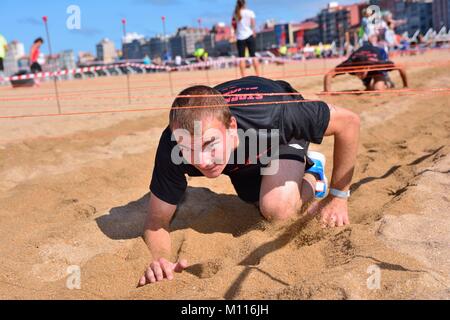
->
<box><xmin>30</xmin><ymin>38</ymin><xmax>44</xmax><ymax>73</ymax></box>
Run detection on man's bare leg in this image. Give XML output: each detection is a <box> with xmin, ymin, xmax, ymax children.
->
<box><xmin>259</xmin><ymin>159</ymin><xmax>316</xmax><ymax>222</ymax></box>
<box><xmin>239</xmin><ymin>60</ymin><xmax>246</xmax><ymax>78</ymax></box>
<box><xmin>253</xmin><ymin>58</ymin><xmax>261</xmax><ymax>77</ymax></box>
<box><xmin>372</xmin><ymin>80</ymin><xmax>387</xmax><ymax>91</ymax></box>
<box><xmin>324</xmin><ymin>72</ymin><xmax>334</xmax><ymax>92</ymax></box>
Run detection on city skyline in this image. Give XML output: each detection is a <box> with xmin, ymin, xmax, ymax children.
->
<box><xmin>0</xmin><ymin>0</ymin><xmax>357</xmax><ymax>55</ymax></box>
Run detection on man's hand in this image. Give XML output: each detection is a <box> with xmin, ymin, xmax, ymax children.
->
<box><xmin>138</xmin><ymin>258</ymin><xmax>188</xmax><ymax>287</ymax></box>
<box><xmin>307</xmin><ymin>196</ymin><xmax>350</xmax><ymax>228</ymax></box>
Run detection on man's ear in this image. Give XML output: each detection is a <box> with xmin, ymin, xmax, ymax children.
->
<box><xmin>227</xmin><ymin>117</ymin><xmax>239</xmax><ymax>138</ymax></box>
<box><xmin>229</xmin><ymin>116</ymin><xmax>238</xmax><ymax>130</ymax></box>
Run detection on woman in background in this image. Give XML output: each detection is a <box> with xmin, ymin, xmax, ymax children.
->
<box><xmin>30</xmin><ymin>38</ymin><xmax>44</xmax><ymax>86</ymax></box>
<box><xmin>30</xmin><ymin>38</ymin><xmax>44</xmax><ymax>74</ymax></box>
<box><xmin>232</xmin><ymin>0</ymin><xmax>261</xmax><ymax>77</ymax></box>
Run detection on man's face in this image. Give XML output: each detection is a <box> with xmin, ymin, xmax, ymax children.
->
<box><xmin>173</xmin><ymin>116</ymin><xmax>238</xmax><ymax>178</ymax></box>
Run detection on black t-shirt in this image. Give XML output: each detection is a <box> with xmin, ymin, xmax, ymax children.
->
<box><xmin>150</xmin><ymin>76</ymin><xmax>331</xmax><ymax>205</ymax></box>
<box><xmin>346</xmin><ymin>43</ymin><xmax>389</xmax><ymax>65</ymax></box>
<box><xmin>336</xmin><ymin>44</ymin><xmax>393</xmax><ymax>80</ymax></box>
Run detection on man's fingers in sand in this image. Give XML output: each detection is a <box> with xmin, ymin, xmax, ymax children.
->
<box><xmin>174</xmin><ymin>259</ymin><xmax>188</xmax><ymax>273</ymax></box>
<box><xmin>336</xmin><ymin>214</ymin><xmax>344</xmax><ymax>227</ymax></box>
<box><xmin>327</xmin><ymin>215</ymin><xmax>337</xmax><ymax>228</ymax></box>
<box><xmin>143</xmin><ymin>268</ymin><xmax>156</xmax><ymax>285</ymax></box>
<box><xmin>151</xmin><ymin>262</ymin><xmax>164</xmax><ymax>281</ymax></box>
<box><xmin>139</xmin><ymin>275</ymin><xmax>147</xmax><ymax>287</ymax></box>
<box><xmin>343</xmin><ymin>214</ymin><xmax>350</xmax><ymax>225</ymax></box>
<box><xmin>321</xmin><ymin>209</ymin><xmax>331</xmax><ymax>228</ymax></box>
<box><xmin>159</xmin><ymin>258</ymin><xmax>174</xmax><ymax>280</ymax></box>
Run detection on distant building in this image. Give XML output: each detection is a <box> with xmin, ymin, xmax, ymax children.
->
<box><xmin>169</xmin><ymin>27</ymin><xmax>210</xmax><ymax>58</ymax></box>
<box><xmin>294</xmin><ymin>21</ymin><xmax>321</xmax><ymax>47</ymax></box>
<box><xmin>317</xmin><ymin>2</ymin><xmax>364</xmax><ymax>47</ymax></box>
<box><xmin>141</xmin><ymin>39</ymin><xmax>152</xmax><ymax>59</ymax></box>
<box><xmin>433</xmin><ymin>0</ymin><xmax>450</xmax><ymax>30</ymax></box>
<box><xmin>304</xmin><ymin>26</ymin><xmax>322</xmax><ymax>46</ymax></box>
<box><xmin>78</xmin><ymin>51</ymin><xmax>96</xmax><ymax>65</ymax></box>
<box><xmin>170</xmin><ymin>35</ymin><xmax>186</xmax><ymax>58</ymax></box>
<box><xmin>395</xmin><ymin>0</ymin><xmax>434</xmax><ymax>35</ymax></box>
<box><xmin>214</xmin><ymin>40</ymin><xmax>233</xmax><ymax>56</ymax></box>
<box><xmin>123</xmin><ymin>39</ymin><xmax>146</xmax><ymax>60</ymax></box>
<box><xmin>122</xmin><ymin>33</ymin><xmax>145</xmax><ymax>60</ymax></box>
<box><xmin>371</xmin><ymin>0</ymin><xmax>435</xmax><ymax>35</ymax></box>
<box><xmin>96</xmin><ymin>38</ymin><xmax>117</xmax><ymax>63</ymax></box>
<box><xmin>369</xmin><ymin>0</ymin><xmax>400</xmax><ymax>14</ymax></box>
<box><xmin>212</xmin><ymin>23</ymin><xmax>232</xmax><ymax>42</ymax></box>
<box><xmin>40</xmin><ymin>50</ymin><xmax>76</xmax><ymax>78</ymax></box>
<box><xmin>44</xmin><ymin>54</ymin><xmax>59</xmax><ymax>72</ymax></box>
<box><xmin>4</xmin><ymin>40</ymin><xmax>26</xmax><ymax>76</ymax></box>
<box><xmin>58</xmin><ymin>50</ymin><xmax>76</xmax><ymax>70</ymax></box>
<box><xmin>273</xmin><ymin>21</ymin><xmax>323</xmax><ymax>48</ymax></box>
<box><xmin>192</xmin><ymin>23</ymin><xmax>234</xmax><ymax>57</ymax></box>
<box><xmin>8</xmin><ymin>40</ymin><xmax>25</xmax><ymax>58</ymax></box>
<box><xmin>201</xmin><ymin>34</ymin><xmax>215</xmax><ymax>55</ymax></box>
<box><xmin>149</xmin><ymin>36</ymin><xmax>169</xmax><ymax>60</ymax></box>
<box><xmin>274</xmin><ymin>24</ymin><xmax>295</xmax><ymax>47</ymax></box>
<box><xmin>255</xmin><ymin>27</ymin><xmax>277</xmax><ymax>51</ymax></box>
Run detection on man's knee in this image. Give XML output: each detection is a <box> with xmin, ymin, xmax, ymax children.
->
<box><xmin>259</xmin><ymin>190</ymin><xmax>301</xmax><ymax>222</ymax></box>
<box><xmin>373</xmin><ymin>80</ymin><xmax>387</xmax><ymax>91</ymax></box>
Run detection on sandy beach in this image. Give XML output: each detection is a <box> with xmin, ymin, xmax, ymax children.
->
<box><xmin>0</xmin><ymin>51</ymin><xmax>449</xmax><ymax>300</ymax></box>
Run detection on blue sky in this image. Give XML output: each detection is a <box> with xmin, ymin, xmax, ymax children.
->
<box><xmin>0</xmin><ymin>0</ymin><xmax>357</xmax><ymax>54</ymax></box>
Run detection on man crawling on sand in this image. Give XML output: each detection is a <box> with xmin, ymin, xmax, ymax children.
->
<box><xmin>138</xmin><ymin>76</ymin><xmax>360</xmax><ymax>286</ymax></box>
<box><xmin>324</xmin><ymin>34</ymin><xmax>408</xmax><ymax>92</ymax></box>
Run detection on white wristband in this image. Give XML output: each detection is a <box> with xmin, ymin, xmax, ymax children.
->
<box><xmin>330</xmin><ymin>188</ymin><xmax>351</xmax><ymax>199</ymax></box>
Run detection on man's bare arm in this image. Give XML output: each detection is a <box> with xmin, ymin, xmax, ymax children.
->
<box><xmin>138</xmin><ymin>193</ymin><xmax>187</xmax><ymax>287</ymax></box>
<box><xmin>308</xmin><ymin>105</ymin><xmax>360</xmax><ymax>227</ymax></box>
<box><xmin>398</xmin><ymin>67</ymin><xmax>408</xmax><ymax>88</ymax></box>
<box><xmin>144</xmin><ymin>194</ymin><xmax>176</xmax><ymax>259</ymax></box>
<box><xmin>324</xmin><ymin>105</ymin><xmax>361</xmax><ymax>192</ymax></box>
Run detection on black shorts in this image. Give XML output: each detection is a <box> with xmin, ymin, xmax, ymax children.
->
<box><xmin>237</xmin><ymin>35</ymin><xmax>256</xmax><ymax>58</ymax></box>
<box><xmin>362</xmin><ymin>72</ymin><xmax>389</xmax><ymax>87</ymax></box>
<box><xmin>229</xmin><ymin>139</ymin><xmax>314</xmax><ymax>203</ymax></box>
<box><xmin>30</xmin><ymin>62</ymin><xmax>42</xmax><ymax>73</ymax></box>
<box><xmin>0</xmin><ymin>58</ymin><xmax>4</xmax><ymax>71</ymax></box>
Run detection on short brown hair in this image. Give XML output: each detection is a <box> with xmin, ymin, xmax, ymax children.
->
<box><xmin>169</xmin><ymin>86</ymin><xmax>232</xmax><ymax>134</ymax></box>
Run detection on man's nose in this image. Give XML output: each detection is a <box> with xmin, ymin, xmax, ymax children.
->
<box><xmin>196</xmin><ymin>152</ymin><xmax>213</xmax><ymax>169</ymax></box>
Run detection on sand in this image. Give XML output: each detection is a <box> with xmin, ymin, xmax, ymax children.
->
<box><xmin>0</xmin><ymin>51</ymin><xmax>449</xmax><ymax>300</ymax></box>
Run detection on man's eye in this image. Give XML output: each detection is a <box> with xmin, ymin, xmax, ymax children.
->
<box><xmin>205</xmin><ymin>142</ymin><xmax>218</xmax><ymax>151</ymax></box>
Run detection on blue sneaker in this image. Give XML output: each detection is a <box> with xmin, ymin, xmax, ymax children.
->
<box><xmin>306</xmin><ymin>151</ymin><xmax>328</xmax><ymax>199</ymax></box>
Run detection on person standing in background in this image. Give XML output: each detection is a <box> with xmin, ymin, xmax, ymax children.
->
<box><xmin>232</xmin><ymin>0</ymin><xmax>261</xmax><ymax>77</ymax></box>
<box><xmin>0</xmin><ymin>33</ymin><xmax>8</xmax><ymax>79</ymax></box>
<box><xmin>384</xmin><ymin>21</ymin><xmax>398</xmax><ymax>53</ymax></box>
<box><xmin>30</xmin><ymin>37</ymin><xmax>44</xmax><ymax>73</ymax></box>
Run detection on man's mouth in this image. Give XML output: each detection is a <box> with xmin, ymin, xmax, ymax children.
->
<box><xmin>204</xmin><ymin>164</ymin><xmax>217</xmax><ymax>171</ymax></box>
